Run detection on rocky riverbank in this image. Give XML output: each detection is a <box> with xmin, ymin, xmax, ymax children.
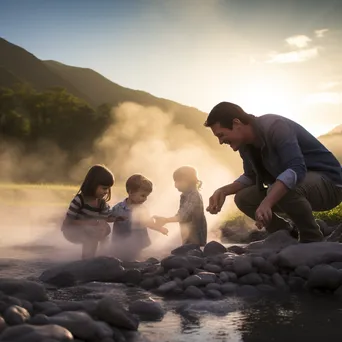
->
<box><xmin>2</xmin><ymin>227</ymin><xmax>342</xmax><ymax>341</ymax></box>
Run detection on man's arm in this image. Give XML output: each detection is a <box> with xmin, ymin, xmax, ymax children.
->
<box><xmin>256</xmin><ymin>119</ymin><xmax>307</xmax><ymax>226</ymax></box>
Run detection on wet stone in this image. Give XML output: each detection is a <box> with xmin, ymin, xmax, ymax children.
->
<box><xmin>168</xmin><ymin>268</ymin><xmax>190</xmax><ymax>280</ymax></box>
<box><xmin>203</xmin><ymin>241</ymin><xmax>227</xmax><ymax>257</ymax></box>
<box><xmin>206</xmin><ymin>289</ymin><xmax>222</xmax><ymax>299</ymax></box>
<box><xmin>206</xmin><ymin>283</ymin><xmax>221</xmax><ymax>291</ymax></box>
<box><xmin>294</xmin><ymin>265</ymin><xmax>311</xmax><ymax>279</ymax></box>
<box><xmin>220</xmin><ymin>283</ymin><xmax>238</xmax><ymax>294</ymax></box>
<box><xmin>237</xmin><ymin>285</ymin><xmax>260</xmax><ymax>298</ymax></box>
<box><xmin>128</xmin><ymin>298</ymin><xmax>164</xmax><ymax>321</ymax></box>
<box><xmin>171</xmin><ymin>244</ymin><xmax>200</xmax><ymax>256</ymax></box>
<box><xmin>307</xmin><ymin>264</ymin><xmax>342</xmax><ymax>290</ymax></box>
<box><xmin>288</xmin><ymin>277</ymin><xmax>306</xmax><ymax>291</ymax></box>
<box><xmin>203</xmin><ymin>264</ymin><xmax>222</xmax><ymax>273</ymax></box>
<box><xmin>4</xmin><ymin>305</ymin><xmax>30</xmax><ymax>325</ymax></box>
<box><xmin>233</xmin><ymin>257</ymin><xmax>253</xmax><ymax>276</ymax></box>
<box><xmin>184</xmin><ymin>286</ymin><xmax>205</xmax><ymax>299</ymax></box>
<box><xmin>239</xmin><ymin>273</ymin><xmax>263</xmax><ymax>285</ymax></box>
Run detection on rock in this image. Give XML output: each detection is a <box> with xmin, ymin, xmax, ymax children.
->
<box><xmin>220</xmin><ymin>283</ymin><xmax>238</xmax><ymax>294</ymax></box>
<box><xmin>171</xmin><ymin>244</ymin><xmax>200</xmax><ymax>256</ymax></box>
<box><xmin>185</xmin><ymin>256</ymin><xmax>204</xmax><ymax>269</ymax></box>
<box><xmin>187</xmin><ymin>249</ymin><xmax>204</xmax><ymax>257</ymax></box>
<box><xmin>245</xmin><ymin>230</ymin><xmax>298</xmax><ymax>255</ymax></box>
<box><xmin>157</xmin><ymin>281</ymin><xmax>178</xmax><ymax>294</ymax></box>
<box><xmin>260</xmin><ymin>273</ymin><xmax>271</xmax><ymax>284</ymax></box>
<box><xmin>39</xmin><ymin>257</ymin><xmax>124</xmax><ymax>285</ymax></box>
<box><xmin>258</xmin><ymin>261</ymin><xmax>277</xmax><ymax>275</ymax></box>
<box><xmin>294</xmin><ymin>265</ymin><xmax>311</xmax><ymax>279</ymax></box>
<box><xmin>251</xmin><ymin>256</ymin><xmax>266</xmax><ymax>269</ymax></box>
<box><xmin>122</xmin><ymin>269</ymin><xmax>142</xmax><ymax>284</ymax></box>
<box><xmin>0</xmin><ymin>279</ymin><xmax>47</xmax><ymax>302</ymax></box>
<box><xmin>128</xmin><ymin>298</ymin><xmax>164</xmax><ymax>321</ymax></box>
<box><xmin>96</xmin><ymin>297</ymin><xmax>139</xmax><ymax>330</ymax></box>
<box><xmin>288</xmin><ymin>277</ymin><xmax>306</xmax><ymax>291</ymax></box>
<box><xmin>203</xmin><ymin>264</ymin><xmax>222</xmax><ymax>273</ymax></box>
<box><xmin>0</xmin><ymin>316</ymin><xmax>7</xmax><ymax>334</ymax></box>
<box><xmin>145</xmin><ymin>257</ymin><xmax>160</xmax><ymax>264</ymax></box>
<box><xmin>184</xmin><ymin>286</ymin><xmax>205</xmax><ymax>299</ymax></box>
<box><xmin>307</xmin><ymin>264</ymin><xmax>342</xmax><ymax>290</ymax></box>
<box><xmin>182</xmin><ymin>275</ymin><xmax>202</xmax><ymax>288</ymax></box>
<box><xmin>239</xmin><ymin>273</ymin><xmax>263</xmax><ymax>285</ymax></box>
<box><xmin>161</xmin><ymin>256</ymin><xmax>192</xmax><ymax>271</ymax></box>
<box><xmin>0</xmin><ymin>324</ymin><xmax>73</xmax><ymax>341</ymax></box>
<box><xmin>33</xmin><ymin>302</ymin><xmax>59</xmax><ymax>313</ymax></box>
<box><xmin>94</xmin><ymin>321</ymin><xmax>114</xmax><ymax>340</ymax></box>
<box><xmin>278</xmin><ymin>242</ymin><xmax>342</xmax><ymax>268</ymax></box>
<box><xmin>237</xmin><ymin>285</ymin><xmax>260</xmax><ymax>297</ymax></box>
<box><xmin>206</xmin><ymin>289</ymin><xmax>222</xmax><ymax>299</ymax></box>
<box><xmin>168</xmin><ymin>268</ymin><xmax>189</xmax><ymax>279</ymax></box>
<box><xmin>256</xmin><ymin>284</ymin><xmax>277</xmax><ymax>293</ymax></box>
<box><xmin>226</xmin><ymin>245</ymin><xmax>245</xmax><ymax>255</ymax></box>
<box><xmin>334</xmin><ymin>285</ymin><xmax>342</xmax><ymax>297</ymax></box>
<box><xmin>226</xmin><ymin>272</ymin><xmax>238</xmax><ymax>283</ymax></box>
<box><xmin>330</xmin><ymin>261</ymin><xmax>342</xmax><ymax>270</ymax></box>
<box><xmin>219</xmin><ymin>271</ymin><xmax>230</xmax><ymax>282</ymax></box>
<box><xmin>52</xmin><ymin>300</ymin><xmax>97</xmax><ymax>316</ymax></box>
<box><xmin>27</xmin><ymin>313</ymin><xmax>50</xmax><ymax>325</ymax></box>
<box><xmin>206</xmin><ymin>283</ymin><xmax>221</xmax><ymax>291</ymax></box>
<box><xmin>272</xmin><ymin>273</ymin><xmax>289</xmax><ymax>291</ymax></box>
<box><xmin>140</xmin><ymin>278</ymin><xmax>156</xmax><ymax>290</ymax></box>
<box><xmin>203</xmin><ymin>241</ymin><xmax>227</xmax><ymax>256</ymax></box>
<box><xmin>19</xmin><ymin>301</ymin><xmax>33</xmax><ymax>315</ymax></box>
<box><xmin>48</xmin><ymin>311</ymin><xmax>98</xmax><ymax>340</ymax></box>
<box><xmin>267</xmin><ymin>253</ymin><xmax>279</xmax><ymax>265</ymax></box>
<box><xmin>196</xmin><ymin>272</ymin><xmax>217</xmax><ymax>285</ymax></box>
<box><xmin>111</xmin><ymin>327</ymin><xmax>126</xmax><ymax>342</ymax></box>
<box><xmin>233</xmin><ymin>257</ymin><xmax>253</xmax><ymax>276</ymax></box>
<box><xmin>4</xmin><ymin>305</ymin><xmax>30</xmax><ymax>325</ymax></box>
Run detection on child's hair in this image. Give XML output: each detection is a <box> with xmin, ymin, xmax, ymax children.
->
<box><xmin>126</xmin><ymin>174</ymin><xmax>153</xmax><ymax>194</ymax></box>
<box><xmin>173</xmin><ymin>166</ymin><xmax>202</xmax><ymax>189</ymax></box>
<box><xmin>78</xmin><ymin>164</ymin><xmax>115</xmax><ymax>201</ymax></box>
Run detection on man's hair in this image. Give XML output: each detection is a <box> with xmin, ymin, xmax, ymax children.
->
<box><xmin>204</xmin><ymin>102</ymin><xmax>254</xmax><ymax>129</ymax></box>
<box><xmin>126</xmin><ymin>174</ymin><xmax>153</xmax><ymax>194</ymax></box>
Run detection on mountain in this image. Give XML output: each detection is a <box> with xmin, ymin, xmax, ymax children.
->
<box><xmin>319</xmin><ymin>125</ymin><xmax>342</xmax><ymax>162</ymax></box>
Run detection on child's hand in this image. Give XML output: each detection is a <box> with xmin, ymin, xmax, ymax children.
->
<box><xmin>153</xmin><ymin>216</ymin><xmax>168</xmax><ymax>227</ymax></box>
<box><xmin>159</xmin><ymin>226</ymin><xmax>169</xmax><ymax>236</ymax></box>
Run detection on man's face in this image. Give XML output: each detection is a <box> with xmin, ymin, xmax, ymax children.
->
<box><xmin>210</xmin><ymin>121</ymin><xmax>245</xmax><ymax>151</ymax></box>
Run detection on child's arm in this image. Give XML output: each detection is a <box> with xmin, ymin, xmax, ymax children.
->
<box><xmin>145</xmin><ymin>218</ymin><xmax>168</xmax><ymax>235</ymax></box>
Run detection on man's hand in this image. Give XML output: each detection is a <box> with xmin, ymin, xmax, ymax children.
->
<box><xmin>207</xmin><ymin>188</ymin><xmax>226</xmax><ymax>214</ymax></box>
<box><xmin>255</xmin><ymin>201</ymin><xmax>273</xmax><ymax>228</ymax></box>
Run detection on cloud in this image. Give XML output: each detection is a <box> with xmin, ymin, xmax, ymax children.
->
<box><xmin>303</xmin><ymin>92</ymin><xmax>342</xmax><ymax>105</ymax></box>
<box><xmin>315</xmin><ymin>29</ymin><xmax>329</xmax><ymax>38</ymax></box>
<box><xmin>267</xmin><ymin>48</ymin><xmax>318</xmax><ymax>64</ymax></box>
<box><xmin>285</xmin><ymin>35</ymin><xmax>312</xmax><ymax>48</ymax></box>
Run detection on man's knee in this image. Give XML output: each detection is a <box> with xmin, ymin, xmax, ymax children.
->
<box><xmin>234</xmin><ymin>185</ymin><xmax>263</xmax><ymax>209</ymax></box>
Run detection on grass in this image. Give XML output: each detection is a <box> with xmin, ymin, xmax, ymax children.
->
<box><xmin>0</xmin><ymin>182</ymin><xmax>127</xmax><ymax>207</ymax></box>
<box><xmin>223</xmin><ymin>203</ymin><xmax>342</xmax><ymax>227</ymax></box>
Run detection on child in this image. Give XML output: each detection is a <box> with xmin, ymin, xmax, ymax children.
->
<box><xmin>110</xmin><ymin>174</ymin><xmax>168</xmax><ymax>261</ymax></box>
<box><xmin>154</xmin><ymin>166</ymin><xmax>207</xmax><ymax>246</ymax></box>
<box><xmin>62</xmin><ymin>164</ymin><xmax>115</xmax><ymax>259</ymax></box>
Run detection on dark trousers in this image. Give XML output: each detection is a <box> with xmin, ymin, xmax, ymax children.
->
<box><xmin>234</xmin><ymin>172</ymin><xmax>342</xmax><ymax>242</ymax></box>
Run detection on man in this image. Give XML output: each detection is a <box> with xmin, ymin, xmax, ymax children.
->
<box><xmin>205</xmin><ymin>102</ymin><xmax>342</xmax><ymax>242</ymax></box>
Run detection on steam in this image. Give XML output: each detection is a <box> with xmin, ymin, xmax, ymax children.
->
<box><xmin>79</xmin><ymin>102</ymin><xmax>236</xmax><ymax>255</ymax></box>
<box><xmin>0</xmin><ymin>102</ymin><xmax>240</xmax><ymax>260</ymax></box>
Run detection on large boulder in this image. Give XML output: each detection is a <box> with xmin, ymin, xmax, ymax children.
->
<box><xmin>0</xmin><ymin>324</ymin><xmax>73</xmax><ymax>341</ymax></box>
<box><xmin>245</xmin><ymin>230</ymin><xmax>298</xmax><ymax>256</ymax></box>
<box><xmin>39</xmin><ymin>257</ymin><xmax>125</xmax><ymax>285</ymax></box>
<box><xmin>277</xmin><ymin>242</ymin><xmax>342</xmax><ymax>268</ymax></box>
<box><xmin>307</xmin><ymin>265</ymin><xmax>342</xmax><ymax>290</ymax></box>
<box><xmin>95</xmin><ymin>297</ymin><xmax>139</xmax><ymax>330</ymax></box>
<box><xmin>0</xmin><ymin>279</ymin><xmax>47</xmax><ymax>302</ymax></box>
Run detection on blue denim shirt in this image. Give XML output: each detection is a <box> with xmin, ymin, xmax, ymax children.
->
<box><xmin>235</xmin><ymin>114</ymin><xmax>342</xmax><ymax>190</ymax></box>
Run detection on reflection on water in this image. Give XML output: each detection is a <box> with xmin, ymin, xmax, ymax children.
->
<box><xmin>1</xmin><ymin>245</ymin><xmax>342</xmax><ymax>342</ymax></box>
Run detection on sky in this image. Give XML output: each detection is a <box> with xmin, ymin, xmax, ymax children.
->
<box><xmin>0</xmin><ymin>0</ymin><xmax>342</xmax><ymax>136</ymax></box>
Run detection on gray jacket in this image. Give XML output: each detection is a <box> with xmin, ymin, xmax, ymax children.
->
<box><xmin>235</xmin><ymin>114</ymin><xmax>342</xmax><ymax>189</ymax></box>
